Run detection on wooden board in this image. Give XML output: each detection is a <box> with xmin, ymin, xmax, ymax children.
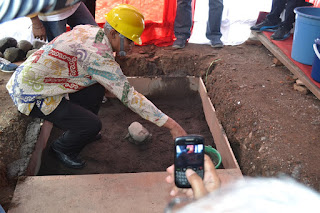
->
<box><xmin>9</xmin><ymin>170</ymin><xmax>242</xmax><ymax>213</ymax></box>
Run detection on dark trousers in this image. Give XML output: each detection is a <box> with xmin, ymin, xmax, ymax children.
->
<box><xmin>267</xmin><ymin>0</ymin><xmax>311</xmax><ymax>30</ymax></box>
<box><xmin>174</xmin><ymin>0</ymin><xmax>223</xmax><ymax>42</ymax></box>
<box><xmin>84</xmin><ymin>0</ymin><xmax>96</xmax><ymax>18</ymax></box>
<box><xmin>30</xmin><ymin>83</ymin><xmax>105</xmax><ymax>155</ymax></box>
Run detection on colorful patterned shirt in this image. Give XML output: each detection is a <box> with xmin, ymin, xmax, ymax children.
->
<box><xmin>6</xmin><ymin>25</ymin><xmax>168</xmax><ymax>127</ymax></box>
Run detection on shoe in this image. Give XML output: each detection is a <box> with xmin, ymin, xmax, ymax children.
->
<box><xmin>250</xmin><ymin>19</ymin><xmax>281</xmax><ymax>32</ymax></box>
<box><xmin>0</xmin><ymin>57</ymin><xmax>18</xmax><ymax>73</ymax></box>
<box><xmin>270</xmin><ymin>26</ymin><xmax>291</xmax><ymax>41</ymax></box>
<box><xmin>51</xmin><ymin>143</ymin><xmax>85</xmax><ymax>169</ymax></box>
<box><xmin>172</xmin><ymin>39</ymin><xmax>186</xmax><ymax>49</ymax></box>
<box><xmin>210</xmin><ymin>41</ymin><xmax>224</xmax><ymax>48</ymax></box>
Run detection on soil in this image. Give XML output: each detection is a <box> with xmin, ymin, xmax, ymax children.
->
<box><xmin>1</xmin><ymin>41</ymin><xmax>320</xmax><ymax>210</ymax></box>
<box><xmin>38</xmin><ymin>90</ymin><xmax>218</xmax><ymax>176</ymax></box>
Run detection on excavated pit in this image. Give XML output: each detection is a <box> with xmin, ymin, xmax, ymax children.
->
<box><xmin>37</xmin><ymin>77</ymin><xmax>224</xmax><ymax>175</ymax></box>
<box><xmin>7</xmin><ymin>77</ymin><xmax>242</xmax><ymax>213</ymax></box>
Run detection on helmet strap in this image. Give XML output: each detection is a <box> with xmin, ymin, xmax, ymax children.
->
<box><xmin>119</xmin><ymin>34</ymin><xmax>126</xmax><ymax>56</ymax></box>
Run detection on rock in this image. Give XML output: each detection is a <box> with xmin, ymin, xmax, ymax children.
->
<box><xmin>126</xmin><ymin>121</ymin><xmax>152</xmax><ymax>145</ymax></box>
<box><xmin>296</xmin><ymin>79</ymin><xmax>304</xmax><ymax>86</ymax></box>
<box><xmin>293</xmin><ymin>83</ymin><xmax>309</xmax><ymax>95</ymax></box>
<box><xmin>33</xmin><ymin>40</ymin><xmax>46</xmax><ymax>49</ymax></box>
<box><xmin>4</xmin><ymin>47</ymin><xmax>26</xmax><ymax>62</ymax></box>
<box><xmin>26</xmin><ymin>49</ymin><xmax>38</xmax><ymax>58</ymax></box>
<box><xmin>0</xmin><ymin>37</ymin><xmax>17</xmax><ymax>53</ymax></box>
<box><xmin>272</xmin><ymin>57</ymin><xmax>283</xmax><ymax>66</ymax></box>
<box><xmin>18</xmin><ymin>40</ymin><xmax>33</xmax><ymax>53</ymax></box>
<box><xmin>128</xmin><ymin>121</ymin><xmax>150</xmax><ymax>142</ymax></box>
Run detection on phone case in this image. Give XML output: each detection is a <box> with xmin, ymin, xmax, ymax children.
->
<box><xmin>174</xmin><ymin>135</ymin><xmax>205</xmax><ymax>188</ymax></box>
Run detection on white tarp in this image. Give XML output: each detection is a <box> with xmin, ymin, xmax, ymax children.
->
<box><xmin>0</xmin><ymin>17</ymin><xmax>36</xmax><ymax>43</ymax></box>
<box><xmin>190</xmin><ymin>0</ymin><xmax>272</xmax><ymax>45</ymax></box>
<box><xmin>0</xmin><ymin>0</ymin><xmax>273</xmax><ymax>46</ymax></box>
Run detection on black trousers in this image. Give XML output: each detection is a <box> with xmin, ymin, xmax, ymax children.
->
<box><xmin>30</xmin><ymin>83</ymin><xmax>105</xmax><ymax>155</ymax></box>
<box><xmin>83</xmin><ymin>0</ymin><xmax>96</xmax><ymax>18</ymax></box>
<box><xmin>267</xmin><ymin>0</ymin><xmax>312</xmax><ymax>30</ymax></box>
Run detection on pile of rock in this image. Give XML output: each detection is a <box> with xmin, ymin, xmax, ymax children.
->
<box><xmin>0</xmin><ymin>37</ymin><xmax>46</xmax><ymax>63</ymax></box>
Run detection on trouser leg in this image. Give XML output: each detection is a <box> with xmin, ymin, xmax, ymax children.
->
<box><xmin>174</xmin><ymin>0</ymin><xmax>192</xmax><ymax>40</ymax></box>
<box><xmin>67</xmin><ymin>2</ymin><xmax>97</xmax><ymax>28</ymax></box>
<box><xmin>282</xmin><ymin>0</ymin><xmax>310</xmax><ymax>29</ymax></box>
<box><xmin>206</xmin><ymin>0</ymin><xmax>223</xmax><ymax>42</ymax></box>
<box><xmin>30</xmin><ymin>83</ymin><xmax>104</xmax><ymax>155</ymax></box>
<box><xmin>68</xmin><ymin>83</ymin><xmax>105</xmax><ymax>115</ymax></box>
<box><xmin>266</xmin><ymin>0</ymin><xmax>287</xmax><ymax>24</ymax></box>
<box><xmin>41</xmin><ymin>19</ymin><xmax>67</xmax><ymax>42</ymax></box>
<box><xmin>84</xmin><ymin>0</ymin><xmax>96</xmax><ymax>18</ymax></box>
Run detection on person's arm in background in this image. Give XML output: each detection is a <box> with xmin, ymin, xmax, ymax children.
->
<box><xmin>30</xmin><ymin>15</ymin><xmax>46</xmax><ymax>41</ymax></box>
<box><xmin>166</xmin><ymin>155</ymin><xmax>221</xmax><ymax>199</ymax></box>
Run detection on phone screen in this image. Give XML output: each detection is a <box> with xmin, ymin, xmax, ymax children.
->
<box><xmin>175</xmin><ymin>144</ymin><xmax>204</xmax><ymax>168</ymax></box>
<box><xmin>174</xmin><ymin>136</ymin><xmax>204</xmax><ymax>188</ymax></box>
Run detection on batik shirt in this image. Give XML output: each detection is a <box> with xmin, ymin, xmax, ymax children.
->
<box><xmin>6</xmin><ymin>25</ymin><xmax>168</xmax><ymax>127</ymax></box>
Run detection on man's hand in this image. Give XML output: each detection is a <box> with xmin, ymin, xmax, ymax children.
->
<box><xmin>30</xmin><ymin>16</ymin><xmax>47</xmax><ymax>41</ymax></box>
<box><xmin>166</xmin><ymin>155</ymin><xmax>221</xmax><ymax>199</ymax></box>
<box><xmin>163</xmin><ymin>117</ymin><xmax>187</xmax><ymax>139</ymax></box>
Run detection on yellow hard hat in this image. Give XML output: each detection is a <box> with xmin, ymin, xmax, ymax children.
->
<box><xmin>105</xmin><ymin>4</ymin><xmax>145</xmax><ymax>45</ymax></box>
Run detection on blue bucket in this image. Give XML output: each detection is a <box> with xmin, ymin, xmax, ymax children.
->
<box><xmin>291</xmin><ymin>7</ymin><xmax>320</xmax><ymax>65</ymax></box>
<box><xmin>311</xmin><ymin>39</ymin><xmax>320</xmax><ymax>82</ymax></box>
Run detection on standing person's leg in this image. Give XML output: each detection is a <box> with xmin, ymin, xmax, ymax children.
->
<box><xmin>271</xmin><ymin>0</ymin><xmax>309</xmax><ymax>40</ymax></box>
<box><xmin>173</xmin><ymin>0</ymin><xmax>192</xmax><ymax>48</ymax></box>
<box><xmin>67</xmin><ymin>2</ymin><xmax>97</xmax><ymax>29</ymax></box>
<box><xmin>84</xmin><ymin>0</ymin><xmax>96</xmax><ymax>18</ymax></box>
<box><xmin>282</xmin><ymin>0</ymin><xmax>309</xmax><ymax>29</ymax></box>
<box><xmin>41</xmin><ymin>19</ymin><xmax>68</xmax><ymax>42</ymax></box>
<box><xmin>266</xmin><ymin>0</ymin><xmax>287</xmax><ymax>23</ymax></box>
<box><xmin>250</xmin><ymin>0</ymin><xmax>286</xmax><ymax>31</ymax></box>
<box><xmin>206</xmin><ymin>0</ymin><xmax>224</xmax><ymax>48</ymax></box>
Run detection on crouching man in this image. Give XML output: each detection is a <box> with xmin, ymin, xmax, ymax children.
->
<box><xmin>6</xmin><ymin>4</ymin><xmax>187</xmax><ymax>169</ymax></box>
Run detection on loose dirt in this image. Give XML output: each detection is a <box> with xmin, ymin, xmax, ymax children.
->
<box><xmin>1</xmin><ymin>41</ymin><xmax>320</xmax><ymax>210</ymax></box>
<box><xmin>38</xmin><ymin>88</ymin><xmax>217</xmax><ymax>176</ymax></box>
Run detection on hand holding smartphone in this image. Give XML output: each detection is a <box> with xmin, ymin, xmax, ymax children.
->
<box><xmin>174</xmin><ymin>135</ymin><xmax>205</xmax><ymax>188</ymax></box>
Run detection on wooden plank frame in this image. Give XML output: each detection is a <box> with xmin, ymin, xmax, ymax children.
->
<box><xmin>197</xmin><ymin>77</ymin><xmax>240</xmax><ymax>170</ymax></box>
<box><xmin>26</xmin><ymin>76</ymin><xmax>241</xmax><ymax>175</ymax></box>
<box><xmin>13</xmin><ymin>76</ymin><xmax>242</xmax><ymax>213</ymax></box>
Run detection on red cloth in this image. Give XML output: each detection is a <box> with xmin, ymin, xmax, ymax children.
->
<box><xmin>306</xmin><ymin>0</ymin><xmax>320</xmax><ymax>7</ymax></box>
<box><xmin>95</xmin><ymin>0</ymin><xmax>196</xmax><ymax>46</ymax></box>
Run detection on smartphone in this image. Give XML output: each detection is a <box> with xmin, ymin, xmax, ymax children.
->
<box><xmin>174</xmin><ymin>135</ymin><xmax>205</xmax><ymax>188</ymax></box>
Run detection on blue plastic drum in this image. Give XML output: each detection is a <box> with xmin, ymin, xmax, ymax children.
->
<box><xmin>291</xmin><ymin>7</ymin><xmax>320</xmax><ymax>65</ymax></box>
